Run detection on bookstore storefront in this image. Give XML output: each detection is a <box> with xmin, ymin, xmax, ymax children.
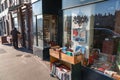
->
<box><xmin>32</xmin><ymin>0</ymin><xmax>62</xmax><ymax>60</ymax></box>
<box><xmin>61</xmin><ymin>0</ymin><xmax>120</xmax><ymax>80</ymax></box>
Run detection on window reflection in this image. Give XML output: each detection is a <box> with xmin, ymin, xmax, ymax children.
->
<box><xmin>37</xmin><ymin>15</ymin><xmax>43</xmax><ymax>40</ymax></box>
<box><xmin>63</xmin><ymin>12</ymin><xmax>71</xmax><ymax>45</ymax></box>
<box><xmin>63</xmin><ymin>0</ymin><xmax>120</xmax><ymax>55</ymax></box>
<box><xmin>14</xmin><ymin>17</ymin><xmax>18</xmax><ymax>29</ymax></box>
<box><xmin>31</xmin><ymin>0</ymin><xmax>38</xmax><ymax>3</ymax></box>
<box><xmin>33</xmin><ymin>15</ymin><xmax>43</xmax><ymax>47</ymax></box>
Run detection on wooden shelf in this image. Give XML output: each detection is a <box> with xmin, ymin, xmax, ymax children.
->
<box><xmin>49</xmin><ymin>47</ymin><xmax>82</xmax><ymax>80</ymax></box>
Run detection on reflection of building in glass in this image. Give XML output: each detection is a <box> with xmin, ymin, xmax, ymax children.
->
<box><xmin>115</xmin><ymin>10</ymin><xmax>120</xmax><ymax>34</ymax></box>
<box><xmin>94</xmin><ymin>13</ymin><xmax>115</xmax><ymax>30</ymax></box>
<box><xmin>92</xmin><ymin>10</ymin><xmax>120</xmax><ymax>55</ymax></box>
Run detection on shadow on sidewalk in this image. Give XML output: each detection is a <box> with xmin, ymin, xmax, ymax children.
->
<box><xmin>3</xmin><ymin>43</ymin><xmax>33</xmax><ymax>54</ymax></box>
<box><xmin>3</xmin><ymin>43</ymin><xmax>12</xmax><ymax>46</ymax></box>
<box><xmin>16</xmin><ymin>47</ymin><xmax>33</xmax><ymax>54</ymax></box>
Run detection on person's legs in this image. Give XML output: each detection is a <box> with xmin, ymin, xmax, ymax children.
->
<box><xmin>13</xmin><ymin>39</ymin><xmax>18</xmax><ymax>49</ymax></box>
<box><xmin>12</xmin><ymin>39</ymin><xmax>16</xmax><ymax>48</ymax></box>
<box><xmin>14</xmin><ymin>39</ymin><xmax>18</xmax><ymax>48</ymax></box>
<box><xmin>16</xmin><ymin>39</ymin><xmax>18</xmax><ymax>48</ymax></box>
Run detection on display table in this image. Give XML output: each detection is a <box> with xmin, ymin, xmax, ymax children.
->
<box><xmin>1</xmin><ymin>36</ymin><xmax>8</xmax><ymax>44</ymax></box>
<box><xmin>49</xmin><ymin>47</ymin><xmax>82</xmax><ymax>80</ymax></box>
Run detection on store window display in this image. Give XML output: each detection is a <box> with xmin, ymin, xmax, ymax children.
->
<box><xmin>63</xmin><ymin>0</ymin><xmax>120</xmax><ymax>79</ymax></box>
<box><xmin>43</xmin><ymin>15</ymin><xmax>58</xmax><ymax>48</ymax></box>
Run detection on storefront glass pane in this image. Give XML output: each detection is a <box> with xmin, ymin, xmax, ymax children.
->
<box><xmin>32</xmin><ymin>0</ymin><xmax>43</xmax><ymax>48</ymax></box>
<box><xmin>14</xmin><ymin>17</ymin><xmax>18</xmax><ymax>29</ymax></box>
<box><xmin>31</xmin><ymin>0</ymin><xmax>38</xmax><ymax>3</ymax></box>
<box><xmin>37</xmin><ymin>15</ymin><xmax>43</xmax><ymax>48</ymax></box>
<box><xmin>62</xmin><ymin>0</ymin><xmax>105</xmax><ymax>9</ymax></box>
<box><xmin>43</xmin><ymin>15</ymin><xmax>57</xmax><ymax>48</ymax></box>
<box><xmin>63</xmin><ymin>10</ymin><xmax>72</xmax><ymax>46</ymax></box>
<box><xmin>33</xmin><ymin>16</ymin><xmax>37</xmax><ymax>46</ymax></box>
<box><xmin>33</xmin><ymin>15</ymin><xmax>43</xmax><ymax>48</ymax></box>
<box><xmin>32</xmin><ymin>1</ymin><xmax>42</xmax><ymax>15</ymax></box>
<box><xmin>63</xmin><ymin>0</ymin><xmax>120</xmax><ymax>60</ymax></box>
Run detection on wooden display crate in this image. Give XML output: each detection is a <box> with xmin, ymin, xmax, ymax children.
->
<box><xmin>49</xmin><ymin>49</ymin><xmax>60</xmax><ymax>59</ymax></box>
<box><xmin>1</xmin><ymin>36</ymin><xmax>8</xmax><ymax>44</ymax></box>
<box><xmin>61</xmin><ymin>52</ymin><xmax>82</xmax><ymax>64</ymax></box>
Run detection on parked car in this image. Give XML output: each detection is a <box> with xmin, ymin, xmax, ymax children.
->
<box><xmin>93</xmin><ymin>28</ymin><xmax>120</xmax><ymax>50</ymax></box>
<box><xmin>94</xmin><ymin>28</ymin><xmax>120</xmax><ymax>39</ymax></box>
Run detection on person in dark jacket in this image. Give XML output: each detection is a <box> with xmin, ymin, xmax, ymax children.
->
<box><xmin>11</xmin><ymin>28</ymin><xmax>20</xmax><ymax>49</ymax></box>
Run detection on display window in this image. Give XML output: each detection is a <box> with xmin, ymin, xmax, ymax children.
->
<box><xmin>33</xmin><ymin>14</ymin><xmax>43</xmax><ymax>48</ymax></box>
<box><xmin>63</xmin><ymin>11</ymin><xmax>71</xmax><ymax>46</ymax></box>
<box><xmin>32</xmin><ymin>1</ymin><xmax>43</xmax><ymax>48</ymax></box>
<box><xmin>33</xmin><ymin>14</ymin><xmax>58</xmax><ymax>48</ymax></box>
<box><xmin>63</xmin><ymin>5</ymin><xmax>92</xmax><ymax>58</ymax></box>
<box><xmin>63</xmin><ymin>0</ymin><xmax>120</xmax><ymax>78</ymax></box>
<box><xmin>43</xmin><ymin>15</ymin><xmax>58</xmax><ymax>48</ymax></box>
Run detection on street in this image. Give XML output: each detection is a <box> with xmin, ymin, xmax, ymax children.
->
<box><xmin>0</xmin><ymin>43</ymin><xmax>57</xmax><ymax>80</ymax></box>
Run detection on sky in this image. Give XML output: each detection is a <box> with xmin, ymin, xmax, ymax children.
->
<box><xmin>64</xmin><ymin>0</ymin><xmax>120</xmax><ymax>17</ymax></box>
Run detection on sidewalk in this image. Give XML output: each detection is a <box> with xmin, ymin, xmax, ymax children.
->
<box><xmin>0</xmin><ymin>43</ymin><xmax>57</xmax><ymax>80</ymax></box>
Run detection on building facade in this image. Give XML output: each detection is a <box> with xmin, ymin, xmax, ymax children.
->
<box><xmin>0</xmin><ymin>0</ymin><xmax>33</xmax><ymax>49</ymax></box>
<box><xmin>0</xmin><ymin>0</ymin><xmax>11</xmax><ymax>36</ymax></box>
<box><xmin>1</xmin><ymin>0</ymin><xmax>120</xmax><ymax>79</ymax></box>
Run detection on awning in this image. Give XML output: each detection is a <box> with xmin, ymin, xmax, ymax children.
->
<box><xmin>0</xmin><ymin>8</ymin><xmax>8</xmax><ymax>18</ymax></box>
<box><xmin>0</xmin><ymin>4</ymin><xmax>26</xmax><ymax>18</ymax></box>
<box><xmin>9</xmin><ymin>4</ymin><xmax>22</xmax><ymax>11</ymax></box>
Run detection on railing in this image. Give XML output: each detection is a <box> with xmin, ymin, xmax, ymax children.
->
<box><xmin>9</xmin><ymin>0</ymin><xmax>31</xmax><ymax>8</ymax></box>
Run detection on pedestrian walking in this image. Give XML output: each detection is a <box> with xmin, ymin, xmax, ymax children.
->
<box><xmin>11</xmin><ymin>28</ymin><xmax>20</xmax><ymax>49</ymax></box>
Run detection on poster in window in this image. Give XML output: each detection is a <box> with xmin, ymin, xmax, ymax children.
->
<box><xmin>72</xmin><ymin>12</ymin><xmax>88</xmax><ymax>43</ymax></box>
<box><xmin>73</xmin><ymin>29</ymin><xmax>87</xmax><ymax>43</ymax></box>
<box><xmin>72</xmin><ymin>13</ymin><xmax>88</xmax><ymax>29</ymax></box>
